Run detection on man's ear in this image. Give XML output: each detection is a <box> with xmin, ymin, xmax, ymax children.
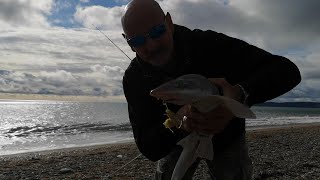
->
<box><xmin>122</xmin><ymin>33</ymin><xmax>136</xmax><ymax>52</ymax></box>
<box><xmin>166</xmin><ymin>12</ymin><xmax>174</xmax><ymax>34</ymax></box>
<box><xmin>130</xmin><ymin>47</ymin><xmax>136</xmax><ymax>52</ymax></box>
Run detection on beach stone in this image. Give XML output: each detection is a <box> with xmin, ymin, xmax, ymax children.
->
<box><xmin>59</xmin><ymin>168</ymin><xmax>73</xmax><ymax>174</ymax></box>
<box><xmin>116</xmin><ymin>155</ymin><xmax>123</xmax><ymax>158</ymax></box>
<box><xmin>1</xmin><ymin>125</ymin><xmax>319</xmax><ymax>179</ymax></box>
<box><xmin>30</xmin><ymin>157</ymin><xmax>40</xmax><ymax>161</ymax></box>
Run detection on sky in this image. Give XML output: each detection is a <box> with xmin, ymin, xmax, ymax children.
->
<box><xmin>0</xmin><ymin>0</ymin><xmax>319</xmax><ymax>102</ymax></box>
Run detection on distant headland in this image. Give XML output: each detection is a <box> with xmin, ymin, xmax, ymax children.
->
<box><xmin>255</xmin><ymin>102</ymin><xmax>320</xmax><ymax>108</ymax></box>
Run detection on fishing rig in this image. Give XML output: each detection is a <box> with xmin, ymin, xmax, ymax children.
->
<box><xmin>92</xmin><ymin>24</ymin><xmax>143</xmax><ymax>179</ymax></box>
<box><xmin>92</xmin><ymin>24</ymin><xmax>132</xmax><ymax>61</ymax></box>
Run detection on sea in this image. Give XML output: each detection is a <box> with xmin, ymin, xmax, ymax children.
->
<box><xmin>1</xmin><ymin>100</ymin><xmax>320</xmax><ymax>156</ymax></box>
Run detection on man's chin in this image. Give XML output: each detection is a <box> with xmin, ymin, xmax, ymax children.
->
<box><xmin>148</xmin><ymin>58</ymin><xmax>170</xmax><ymax>67</ymax></box>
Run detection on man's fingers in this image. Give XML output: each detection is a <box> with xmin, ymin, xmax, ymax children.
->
<box><xmin>208</xmin><ymin>78</ymin><xmax>227</xmax><ymax>86</ymax></box>
<box><xmin>178</xmin><ymin>104</ymin><xmax>233</xmax><ymax>134</ymax></box>
<box><xmin>187</xmin><ymin>121</ymin><xmax>221</xmax><ymax>135</ymax></box>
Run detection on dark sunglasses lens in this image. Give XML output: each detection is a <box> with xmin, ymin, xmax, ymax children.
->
<box><xmin>128</xmin><ymin>36</ymin><xmax>145</xmax><ymax>47</ymax></box>
<box><xmin>149</xmin><ymin>24</ymin><xmax>166</xmax><ymax>38</ymax></box>
<box><xmin>127</xmin><ymin>24</ymin><xmax>166</xmax><ymax>47</ymax></box>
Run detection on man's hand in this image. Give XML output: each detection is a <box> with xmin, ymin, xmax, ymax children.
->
<box><xmin>208</xmin><ymin>78</ymin><xmax>243</xmax><ymax>102</ymax></box>
<box><xmin>175</xmin><ymin>104</ymin><xmax>235</xmax><ymax>135</ymax></box>
<box><xmin>174</xmin><ymin>78</ymin><xmax>241</xmax><ymax>135</ymax></box>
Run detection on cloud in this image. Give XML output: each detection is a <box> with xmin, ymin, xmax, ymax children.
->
<box><xmin>0</xmin><ymin>64</ymin><xmax>125</xmax><ymax>96</ymax></box>
<box><xmin>90</xmin><ymin>64</ymin><xmax>124</xmax><ymax>81</ymax></box>
<box><xmin>0</xmin><ymin>0</ymin><xmax>319</xmax><ymax>102</ymax></box>
<box><xmin>0</xmin><ymin>0</ymin><xmax>53</xmax><ymax>28</ymax></box>
<box><xmin>158</xmin><ymin>0</ymin><xmax>320</xmax><ymax>52</ymax></box>
<box><xmin>114</xmin><ymin>0</ymin><xmax>131</xmax><ymax>3</ymax></box>
<box><xmin>156</xmin><ymin>0</ymin><xmax>320</xmax><ymax>101</ymax></box>
<box><xmin>0</xmin><ymin>27</ymin><xmax>133</xmax><ymax>70</ymax></box>
<box><xmin>80</xmin><ymin>0</ymin><xmax>90</xmax><ymax>3</ymax></box>
<box><xmin>74</xmin><ymin>5</ymin><xmax>125</xmax><ymax>30</ymax></box>
<box><xmin>229</xmin><ymin>0</ymin><xmax>320</xmax><ymax>50</ymax></box>
<box><xmin>0</xmin><ymin>24</ymin><xmax>133</xmax><ymax>97</ymax></box>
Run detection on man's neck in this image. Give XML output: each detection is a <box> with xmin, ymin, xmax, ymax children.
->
<box><xmin>161</xmin><ymin>60</ymin><xmax>177</xmax><ymax>74</ymax></box>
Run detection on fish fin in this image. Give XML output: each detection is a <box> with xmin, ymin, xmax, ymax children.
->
<box><xmin>217</xmin><ymin>95</ymin><xmax>256</xmax><ymax>118</ymax></box>
<box><xmin>176</xmin><ymin>132</ymin><xmax>197</xmax><ymax>147</ymax></box>
<box><xmin>172</xmin><ymin>133</ymin><xmax>199</xmax><ymax>180</ymax></box>
<box><xmin>196</xmin><ymin>135</ymin><xmax>214</xmax><ymax>160</ymax></box>
<box><xmin>192</xmin><ymin>96</ymin><xmax>222</xmax><ymax>113</ymax></box>
<box><xmin>193</xmin><ymin>95</ymin><xmax>256</xmax><ymax>119</ymax></box>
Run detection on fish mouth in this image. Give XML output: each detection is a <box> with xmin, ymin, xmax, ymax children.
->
<box><xmin>150</xmin><ymin>90</ymin><xmax>175</xmax><ymax>99</ymax></box>
<box><xmin>150</xmin><ymin>90</ymin><xmax>195</xmax><ymax>105</ymax></box>
<box><xmin>150</xmin><ymin>89</ymin><xmax>164</xmax><ymax>96</ymax></box>
<box><xmin>150</xmin><ymin>90</ymin><xmax>184</xmax><ymax>102</ymax></box>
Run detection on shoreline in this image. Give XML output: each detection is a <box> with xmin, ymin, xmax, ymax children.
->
<box><xmin>0</xmin><ymin>138</ymin><xmax>135</xmax><ymax>158</ymax></box>
<box><xmin>246</xmin><ymin>121</ymin><xmax>320</xmax><ymax>131</ymax></box>
<box><xmin>2</xmin><ymin>122</ymin><xmax>320</xmax><ymax>158</ymax></box>
<box><xmin>1</xmin><ymin>123</ymin><xmax>319</xmax><ymax>179</ymax></box>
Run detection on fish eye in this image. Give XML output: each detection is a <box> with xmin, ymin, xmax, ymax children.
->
<box><xmin>172</xmin><ymin>79</ymin><xmax>196</xmax><ymax>89</ymax></box>
<box><xmin>174</xmin><ymin>81</ymin><xmax>187</xmax><ymax>88</ymax></box>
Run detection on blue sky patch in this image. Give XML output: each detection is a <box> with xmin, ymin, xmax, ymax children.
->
<box><xmin>48</xmin><ymin>0</ymin><xmax>127</xmax><ymax>27</ymax></box>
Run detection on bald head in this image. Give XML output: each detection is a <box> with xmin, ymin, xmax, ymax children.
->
<box><xmin>121</xmin><ymin>0</ymin><xmax>175</xmax><ymax>66</ymax></box>
<box><xmin>121</xmin><ymin>0</ymin><xmax>165</xmax><ymax>35</ymax></box>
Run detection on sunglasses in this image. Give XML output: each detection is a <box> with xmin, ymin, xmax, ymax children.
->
<box><xmin>124</xmin><ymin>18</ymin><xmax>167</xmax><ymax>47</ymax></box>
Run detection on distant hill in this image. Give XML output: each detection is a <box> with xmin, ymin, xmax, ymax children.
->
<box><xmin>255</xmin><ymin>102</ymin><xmax>320</xmax><ymax>108</ymax></box>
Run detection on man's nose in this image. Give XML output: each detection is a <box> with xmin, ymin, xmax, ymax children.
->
<box><xmin>143</xmin><ymin>37</ymin><xmax>159</xmax><ymax>51</ymax></box>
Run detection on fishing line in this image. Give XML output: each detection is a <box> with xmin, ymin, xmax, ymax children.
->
<box><xmin>106</xmin><ymin>153</ymin><xmax>142</xmax><ymax>179</ymax></box>
<box><xmin>90</xmin><ymin>23</ymin><xmax>144</xmax><ymax>179</ymax></box>
<box><xmin>92</xmin><ymin>24</ymin><xmax>132</xmax><ymax>61</ymax></box>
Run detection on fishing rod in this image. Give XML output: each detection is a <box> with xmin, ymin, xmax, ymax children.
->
<box><xmin>92</xmin><ymin>24</ymin><xmax>132</xmax><ymax>61</ymax></box>
<box><xmin>91</xmin><ymin>24</ymin><xmax>144</xmax><ymax>178</ymax></box>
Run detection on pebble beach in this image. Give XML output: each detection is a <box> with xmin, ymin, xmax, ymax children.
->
<box><xmin>1</xmin><ymin>124</ymin><xmax>320</xmax><ymax>180</ymax></box>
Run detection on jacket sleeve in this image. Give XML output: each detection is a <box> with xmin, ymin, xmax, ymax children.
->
<box><xmin>122</xmin><ymin>72</ymin><xmax>184</xmax><ymax>161</ymax></box>
<box><xmin>193</xmin><ymin>30</ymin><xmax>301</xmax><ymax>106</ymax></box>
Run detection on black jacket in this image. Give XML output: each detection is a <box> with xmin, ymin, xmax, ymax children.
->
<box><xmin>123</xmin><ymin>24</ymin><xmax>301</xmax><ymax>161</ymax></box>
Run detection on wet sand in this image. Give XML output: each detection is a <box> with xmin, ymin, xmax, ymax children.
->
<box><xmin>1</xmin><ymin>124</ymin><xmax>320</xmax><ymax>179</ymax></box>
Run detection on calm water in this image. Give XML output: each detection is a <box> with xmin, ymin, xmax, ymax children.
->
<box><xmin>1</xmin><ymin>100</ymin><xmax>320</xmax><ymax>156</ymax></box>
<box><xmin>249</xmin><ymin>106</ymin><xmax>320</xmax><ymax>127</ymax></box>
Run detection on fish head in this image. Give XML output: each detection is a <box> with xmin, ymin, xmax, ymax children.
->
<box><xmin>150</xmin><ymin>74</ymin><xmax>220</xmax><ymax>105</ymax></box>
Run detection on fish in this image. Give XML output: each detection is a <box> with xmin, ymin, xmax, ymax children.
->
<box><xmin>150</xmin><ymin>74</ymin><xmax>255</xmax><ymax>180</ymax></box>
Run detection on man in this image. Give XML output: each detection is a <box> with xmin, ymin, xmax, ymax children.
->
<box><xmin>121</xmin><ymin>0</ymin><xmax>301</xmax><ymax>179</ymax></box>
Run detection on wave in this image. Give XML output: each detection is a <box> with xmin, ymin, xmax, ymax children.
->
<box><xmin>247</xmin><ymin>115</ymin><xmax>320</xmax><ymax>126</ymax></box>
<box><xmin>249</xmin><ymin>115</ymin><xmax>320</xmax><ymax>121</ymax></box>
<box><xmin>4</xmin><ymin>116</ymin><xmax>320</xmax><ymax>138</ymax></box>
<box><xmin>3</xmin><ymin>122</ymin><xmax>132</xmax><ymax>138</ymax></box>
